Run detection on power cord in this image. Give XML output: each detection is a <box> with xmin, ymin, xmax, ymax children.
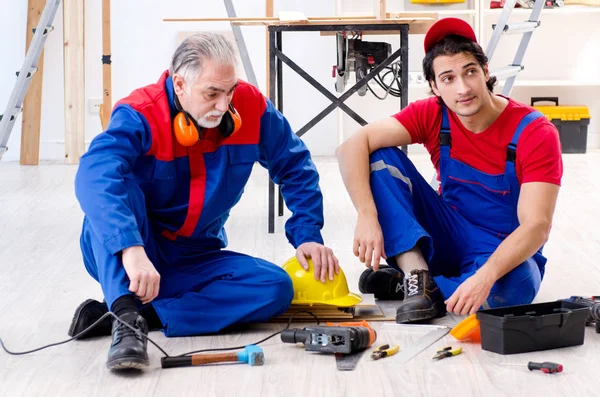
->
<box><xmin>368</xmin><ymin>60</ymin><xmax>403</xmax><ymax>100</ymax></box>
<box><xmin>173</xmin><ymin>310</ymin><xmax>319</xmax><ymax>357</ymax></box>
<box><xmin>0</xmin><ymin>310</ymin><xmax>320</xmax><ymax>358</ymax></box>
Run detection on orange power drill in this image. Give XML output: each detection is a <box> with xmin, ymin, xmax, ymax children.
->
<box><xmin>280</xmin><ymin>320</ymin><xmax>377</xmax><ymax>354</ymax></box>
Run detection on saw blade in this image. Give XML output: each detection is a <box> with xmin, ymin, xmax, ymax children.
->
<box><xmin>393</xmin><ymin>326</ymin><xmax>451</xmax><ymax>365</ymax></box>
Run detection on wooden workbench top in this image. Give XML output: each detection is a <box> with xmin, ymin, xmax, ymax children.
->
<box><xmin>163</xmin><ymin>13</ymin><xmax>438</xmax><ymax>35</ymax></box>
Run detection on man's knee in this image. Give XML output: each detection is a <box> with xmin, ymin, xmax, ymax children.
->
<box><xmin>255</xmin><ymin>264</ymin><xmax>294</xmax><ymax>316</ymax></box>
<box><xmin>486</xmin><ymin>258</ymin><xmax>541</xmax><ymax>308</ymax></box>
<box><xmin>269</xmin><ymin>270</ymin><xmax>294</xmax><ymax>315</ymax></box>
<box><xmin>368</xmin><ymin>146</ymin><xmax>420</xmax><ymax>195</ymax></box>
<box><xmin>369</xmin><ymin>147</ymin><xmax>409</xmax><ymax>167</ymax></box>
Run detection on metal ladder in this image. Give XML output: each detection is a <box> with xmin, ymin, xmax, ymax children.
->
<box><xmin>486</xmin><ymin>0</ymin><xmax>545</xmax><ymax>96</ymax></box>
<box><xmin>0</xmin><ymin>0</ymin><xmax>62</xmax><ymax>160</ymax></box>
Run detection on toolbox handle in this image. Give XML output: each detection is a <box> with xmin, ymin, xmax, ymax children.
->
<box><xmin>531</xmin><ymin>97</ymin><xmax>559</xmax><ymax>106</ymax></box>
<box><xmin>534</xmin><ymin>309</ymin><xmax>571</xmax><ymax>330</ymax></box>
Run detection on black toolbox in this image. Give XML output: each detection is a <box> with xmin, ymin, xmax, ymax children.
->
<box><xmin>476</xmin><ymin>300</ymin><xmax>590</xmax><ymax>355</ymax></box>
<box><xmin>532</xmin><ymin>97</ymin><xmax>590</xmax><ymax>154</ymax></box>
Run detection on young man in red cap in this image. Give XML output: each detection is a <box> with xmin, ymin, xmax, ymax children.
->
<box><xmin>336</xmin><ymin>18</ymin><xmax>562</xmax><ymax>323</ymax></box>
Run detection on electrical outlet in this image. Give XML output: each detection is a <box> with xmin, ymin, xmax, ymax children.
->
<box><xmin>88</xmin><ymin>97</ymin><xmax>103</xmax><ymax>114</ymax></box>
<box><xmin>409</xmin><ymin>72</ymin><xmax>425</xmax><ymax>85</ymax></box>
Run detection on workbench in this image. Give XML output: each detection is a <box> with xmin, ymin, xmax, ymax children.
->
<box><xmin>233</xmin><ymin>18</ymin><xmax>436</xmax><ymax>233</ymax></box>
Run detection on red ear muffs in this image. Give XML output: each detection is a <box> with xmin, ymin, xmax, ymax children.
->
<box><xmin>218</xmin><ymin>103</ymin><xmax>242</xmax><ymax>138</ymax></box>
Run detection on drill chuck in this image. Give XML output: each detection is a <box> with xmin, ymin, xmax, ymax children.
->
<box><xmin>280</xmin><ymin>328</ymin><xmax>309</xmax><ymax>345</ymax></box>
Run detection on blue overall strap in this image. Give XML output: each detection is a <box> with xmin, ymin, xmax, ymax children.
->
<box><xmin>505</xmin><ymin>110</ymin><xmax>544</xmax><ymax>173</ymax></box>
<box><xmin>439</xmin><ymin>105</ymin><xmax>451</xmax><ymax>159</ymax></box>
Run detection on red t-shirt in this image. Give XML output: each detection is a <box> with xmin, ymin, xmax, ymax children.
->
<box><xmin>393</xmin><ymin>96</ymin><xmax>563</xmax><ymax>186</ymax></box>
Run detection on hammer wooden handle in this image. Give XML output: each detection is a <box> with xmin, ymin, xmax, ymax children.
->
<box><xmin>161</xmin><ymin>353</ymin><xmax>239</xmax><ymax>368</ymax></box>
<box><xmin>192</xmin><ymin>352</ymin><xmax>238</xmax><ymax>365</ymax></box>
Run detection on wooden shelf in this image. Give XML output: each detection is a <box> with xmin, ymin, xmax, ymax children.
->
<box><xmin>400</xmin><ymin>9</ymin><xmax>477</xmax><ymax>15</ymax></box>
<box><xmin>484</xmin><ymin>5</ymin><xmax>600</xmax><ymax>15</ymax></box>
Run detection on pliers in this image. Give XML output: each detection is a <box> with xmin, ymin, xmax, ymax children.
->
<box><xmin>371</xmin><ymin>344</ymin><xmax>399</xmax><ymax>360</ymax></box>
<box><xmin>432</xmin><ymin>346</ymin><xmax>462</xmax><ymax>360</ymax></box>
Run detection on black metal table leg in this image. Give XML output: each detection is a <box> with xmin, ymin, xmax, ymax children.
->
<box><xmin>268</xmin><ymin>29</ymin><xmax>277</xmax><ymax>234</ymax></box>
<box><xmin>276</xmin><ymin>31</ymin><xmax>285</xmax><ymax>217</ymax></box>
<box><xmin>401</xmin><ymin>26</ymin><xmax>409</xmax><ymax>154</ymax></box>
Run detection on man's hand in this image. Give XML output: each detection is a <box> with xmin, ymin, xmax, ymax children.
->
<box><xmin>445</xmin><ymin>270</ymin><xmax>495</xmax><ymax>315</ymax></box>
<box><xmin>121</xmin><ymin>246</ymin><xmax>161</xmax><ymax>305</ymax></box>
<box><xmin>353</xmin><ymin>212</ymin><xmax>387</xmax><ymax>271</ymax></box>
<box><xmin>296</xmin><ymin>242</ymin><xmax>340</xmax><ymax>283</ymax></box>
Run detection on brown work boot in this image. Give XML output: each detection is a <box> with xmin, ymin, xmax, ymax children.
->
<box><xmin>395</xmin><ymin>269</ymin><xmax>446</xmax><ymax>323</ymax></box>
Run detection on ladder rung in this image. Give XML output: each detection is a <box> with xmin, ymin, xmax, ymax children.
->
<box><xmin>32</xmin><ymin>25</ymin><xmax>55</xmax><ymax>35</ymax></box>
<box><xmin>491</xmin><ymin>65</ymin><xmax>524</xmax><ymax>79</ymax></box>
<box><xmin>16</xmin><ymin>67</ymin><xmax>38</xmax><ymax>78</ymax></box>
<box><xmin>9</xmin><ymin>107</ymin><xmax>24</xmax><ymax>119</ymax></box>
<box><xmin>0</xmin><ymin>113</ymin><xmax>18</xmax><ymax>122</ymax></box>
<box><xmin>492</xmin><ymin>21</ymin><xmax>540</xmax><ymax>35</ymax></box>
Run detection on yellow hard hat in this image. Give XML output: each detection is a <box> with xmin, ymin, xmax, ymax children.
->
<box><xmin>282</xmin><ymin>256</ymin><xmax>362</xmax><ymax>307</ymax></box>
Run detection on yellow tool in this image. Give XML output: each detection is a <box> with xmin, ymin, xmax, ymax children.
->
<box><xmin>371</xmin><ymin>344</ymin><xmax>399</xmax><ymax>360</ymax></box>
<box><xmin>432</xmin><ymin>346</ymin><xmax>462</xmax><ymax>360</ymax></box>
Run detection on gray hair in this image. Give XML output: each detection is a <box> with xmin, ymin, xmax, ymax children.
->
<box><xmin>169</xmin><ymin>32</ymin><xmax>237</xmax><ymax>86</ymax></box>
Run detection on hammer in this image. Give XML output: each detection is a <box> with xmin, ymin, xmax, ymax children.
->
<box><xmin>161</xmin><ymin>345</ymin><xmax>264</xmax><ymax>369</ymax></box>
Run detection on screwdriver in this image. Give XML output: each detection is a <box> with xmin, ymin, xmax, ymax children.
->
<box><xmin>500</xmin><ymin>361</ymin><xmax>563</xmax><ymax>374</ymax></box>
<box><xmin>526</xmin><ymin>362</ymin><xmax>563</xmax><ymax>374</ymax></box>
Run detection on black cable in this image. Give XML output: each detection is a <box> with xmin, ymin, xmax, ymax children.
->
<box><xmin>0</xmin><ymin>312</ymin><xmax>171</xmax><ymax>357</ymax></box>
<box><xmin>368</xmin><ymin>61</ymin><xmax>403</xmax><ymax>100</ymax></box>
<box><xmin>174</xmin><ymin>310</ymin><xmax>320</xmax><ymax>357</ymax></box>
<box><xmin>377</xmin><ymin>68</ymin><xmax>402</xmax><ymax>94</ymax></box>
<box><xmin>0</xmin><ymin>310</ymin><xmax>320</xmax><ymax>359</ymax></box>
<box><xmin>372</xmin><ymin>68</ymin><xmax>401</xmax><ymax>97</ymax></box>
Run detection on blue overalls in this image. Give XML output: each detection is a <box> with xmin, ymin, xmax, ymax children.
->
<box><xmin>369</xmin><ymin>105</ymin><xmax>546</xmax><ymax>308</ymax></box>
<box><xmin>75</xmin><ymin>73</ymin><xmax>324</xmax><ymax>337</ymax></box>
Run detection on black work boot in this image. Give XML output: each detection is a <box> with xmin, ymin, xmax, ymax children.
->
<box><xmin>68</xmin><ymin>299</ymin><xmax>112</xmax><ymax>339</ymax></box>
<box><xmin>106</xmin><ymin>312</ymin><xmax>149</xmax><ymax>370</ymax></box>
<box><xmin>395</xmin><ymin>269</ymin><xmax>446</xmax><ymax>323</ymax></box>
<box><xmin>358</xmin><ymin>264</ymin><xmax>405</xmax><ymax>300</ymax></box>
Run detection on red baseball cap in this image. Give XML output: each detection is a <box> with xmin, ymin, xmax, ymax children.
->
<box><xmin>424</xmin><ymin>17</ymin><xmax>477</xmax><ymax>53</ymax></box>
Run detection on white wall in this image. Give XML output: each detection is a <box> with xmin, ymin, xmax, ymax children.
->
<box><xmin>1</xmin><ymin>0</ymin><xmax>338</xmax><ymax>161</ymax></box>
<box><xmin>1</xmin><ymin>0</ymin><xmax>599</xmax><ymax>162</ymax></box>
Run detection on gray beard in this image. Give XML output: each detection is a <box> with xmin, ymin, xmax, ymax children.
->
<box><xmin>197</xmin><ymin>113</ymin><xmax>224</xmax><ymax>129</ymax></box>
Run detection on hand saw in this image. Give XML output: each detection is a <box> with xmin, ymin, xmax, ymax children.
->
<box><xmin>392</xmin><ymin>326</ymin><xmax>451</xmax><ymax>365</ymax></box>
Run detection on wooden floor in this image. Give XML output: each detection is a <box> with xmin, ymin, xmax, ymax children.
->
<box><xmin>0</xmin><ymin>152</ymin><xmax>599</xmax><ymax>397</ymax></box>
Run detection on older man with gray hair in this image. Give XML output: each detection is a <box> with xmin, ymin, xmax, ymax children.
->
<box><xmin>69</xmin><ymin>32</ymin><xmax>337</xmax><ymax>370</ymax></box>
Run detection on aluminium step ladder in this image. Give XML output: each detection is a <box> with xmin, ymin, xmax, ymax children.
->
<box><xmin>0</xmin><ymin>0</ymin><xmax>62</xmax><ymax>161</ymax></box>
<box><xmin>486</xmin><ymin>0</ymin><xmax>546</xmax><ymax>96</ymax></box>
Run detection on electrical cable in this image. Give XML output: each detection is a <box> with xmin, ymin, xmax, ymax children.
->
<box><xmin>367</xmin><ymin>60</ymin><xmax>403</xmax><ymax>100</ymax></box>
<box><xmin>0</xmin><ymin>310</ymin><xmax>320</xmax><ymax>359</ymax></box>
